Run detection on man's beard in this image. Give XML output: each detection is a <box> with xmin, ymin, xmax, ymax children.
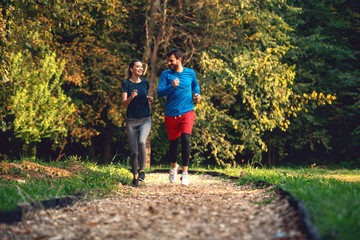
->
<box><xmin>169</xmin><ymin>64</ymin><xmax>177</xmax><ymax>71</ymax></box>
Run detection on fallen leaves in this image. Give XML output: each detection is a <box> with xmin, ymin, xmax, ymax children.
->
<box><xmin>0</xmin><ymin>161</ymin><xmax>73</xmax><ymax>182</ymax></box>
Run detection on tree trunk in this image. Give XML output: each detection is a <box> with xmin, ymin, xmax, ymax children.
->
<box><xmin>142</xmin><ymin>0</ymin><xmax>168</xmax><ymax>168</ymax></box>
<box><xmin>267</xmin><ymin>133</ymin><xmax>272</xmax><ymax>166</ymax></box>
<box><xmin>88</xmin><ymin>143</ymin><xmax>96</xmax><ymax>161</ymax></box>
<box><xmin>23</xmin><ymin>142</ymin><xmax>37</xmax><ymax>160</ymax></box>
<box><xmin>102</xmin><ymin>123</ymin><xmax>113</xmax><ymax>164</ymax></box>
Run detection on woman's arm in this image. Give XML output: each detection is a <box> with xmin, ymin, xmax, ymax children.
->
<box><xmin>121</xmin><ymin>90</ymin><xmax>138</xmax><ymax>107</ymax></box>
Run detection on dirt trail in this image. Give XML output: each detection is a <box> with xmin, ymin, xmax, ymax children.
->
<box><xmin>0</xmin><ymin>173</ymin><xmax>307</xmax><ymax>240</ymax></box>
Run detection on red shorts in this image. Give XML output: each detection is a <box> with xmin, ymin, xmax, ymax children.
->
<box><xmin>165</xmin><ymin>110</ymin><xmax>195</xmax><ymax>140</ymax></box>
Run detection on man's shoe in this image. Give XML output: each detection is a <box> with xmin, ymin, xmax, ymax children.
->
<box><xmin>132</xmin><ymin>178</ymin><xmax>139</xmax><ymax>187</ymax></box>
<box><xmin>181</xmin><ymin>172</ymin><xmax>189</xmax><ymax>186</ymax></box>
<box><xmin>169</xmin><ymin>164</ymin><xmax>180</xmax><ymax>183</ymax></box>
<box><xmin>138</xmin><ymin>171</ymin><xmax>145</xmax><ymax>181</ymax></box>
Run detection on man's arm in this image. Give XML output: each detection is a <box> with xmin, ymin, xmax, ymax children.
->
<box><xmin>191</xmin><ymin>71</ymin><xmax>201</xmax><ymax>102</ymax></box>
<box><xmin>157</xmin><ymin>72</ymin><xmax>176</xmax><ymax>98</ymax></box>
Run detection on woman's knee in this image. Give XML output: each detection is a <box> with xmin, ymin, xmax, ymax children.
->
<box><xmin>138</xmin><ymin>141</ymin><xmax>146</xmax><ymax>149</ymax></box>
<box><xmin>131</xmin><ymin>151</ymin><xmax>139</xmax><ymax>159</ymax></box>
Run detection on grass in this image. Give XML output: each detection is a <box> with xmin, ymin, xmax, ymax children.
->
<box><xmin>218</xmin><ymin>165</ymin><xmax>360</xmax><ymax>240</ymax></box>
<box><xmin>281</xmin><ymin>176</ymin><xmax>360</xmax><ymax>240</ymax></box>
<box><xmin>0</xmin><ymin>157</ymin><xmax>132</xmax><ymax>212</ymax></box>
<box><xmin>1</xmin><ymin>159</ymin><xmax>359</xmax><ymax>240</ymax></box>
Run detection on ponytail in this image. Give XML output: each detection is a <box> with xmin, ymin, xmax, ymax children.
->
<box><xmin>126</xmin><ymin>59</ymin><xmax>142</xmax><ymax>79</ymax></box>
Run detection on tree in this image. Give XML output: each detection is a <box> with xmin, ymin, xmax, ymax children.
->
<box><xmin>8</xmin><ymin>50</ymin><xmax>75</xmax><ymax>158</ymax></box>
<box><xmin>279</xmin><ymin>0</ymin><xmax>360</xmax><ymax>165</ymax></box>
<box><xmin>192</xmin><ymin>0</ymin><xmax>335</xmax><ymax>165</ymax></box>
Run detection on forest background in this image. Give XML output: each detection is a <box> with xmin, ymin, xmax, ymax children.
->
<box><xmin>0</xmin><ymin>0</ymin><xmax>359</xmax><ymax>168</ymax></box>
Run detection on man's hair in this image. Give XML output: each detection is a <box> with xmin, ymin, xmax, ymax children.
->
<box><xmin>166</xmin><ymin>49</ymin><xmax>183</xmax><ymax>60</ymax></box>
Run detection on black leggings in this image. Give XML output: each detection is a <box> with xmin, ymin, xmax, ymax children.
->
<box><xmin>168</xmin><ymin>133</ymin><xmax>190</xmax><ymax>166</ymax></box>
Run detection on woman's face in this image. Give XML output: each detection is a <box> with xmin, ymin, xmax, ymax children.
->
<box><xmin>131</xmin><ymin>62</ymin><xmax>143</xmax><ymax>76</ymax></box>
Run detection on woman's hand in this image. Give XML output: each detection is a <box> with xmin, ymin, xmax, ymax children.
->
<box><xmin>130</xmin><ymin>90</ymin><xmax>138</xmax><ymax>99</ymax></box>
<box><xmin>147</xmin><ymin>96</ymin><xmax>154</xmax><ymax>103</ymax></box>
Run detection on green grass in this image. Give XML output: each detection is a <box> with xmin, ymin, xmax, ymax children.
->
<box><xmin>218</xmin><ymin>165</ymin><xmax>360</xmax><ymax>240</ymax></box>
<box><xmin>1</xmin><ymin>159</ymin><xmax>359</xmax><ymax>240</ymax></box>
<box><xmin>281</xmin><ymin>176</ymin><xmax>360</xmax><ymax>240</ymax></box>
<box><xmin>0</xmin><ymin>157</ymin><xmax>132</xmax><ymax>212</ymax></box>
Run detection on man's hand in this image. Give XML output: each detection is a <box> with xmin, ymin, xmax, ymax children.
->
<box><xmin>172</xmin><ymin>78</ymin><xmax>180</xmax><ymax>88</ymax></box>
<box><xmin>194</xmin><ymin>93</ymin><xmax>201</xmax><ymax>102</ymax></box>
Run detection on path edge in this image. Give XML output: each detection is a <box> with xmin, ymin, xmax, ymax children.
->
<box><xmin>278</xmin><ymin>189</ymin><xmax>323</xmax><ymax>240</ymax></box>
<box><xmin>0</xmin><ymin>191</ymin><xmax>86</xmax><ymax>225</ymax></box>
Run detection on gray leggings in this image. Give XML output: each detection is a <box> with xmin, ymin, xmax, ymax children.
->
<box><xmin>126</xmin><ymin>117</ymin><xmax>151</xmax><ymax>175</ymax></box>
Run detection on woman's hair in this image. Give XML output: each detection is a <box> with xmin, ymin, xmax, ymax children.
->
<box><xmin>126</xmin><ymin>59</ymin><xmax>142</xmax><ymax>79</ymax></box>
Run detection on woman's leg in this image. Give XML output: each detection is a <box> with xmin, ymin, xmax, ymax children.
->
<box><xmin>126</xmin><ymin>119</ymin><xmax>139</xmax><ymax>176</ymax></box>
<box><xmin>138</xmin><ymin>117</ymin><xmax>151</xmax><ymax>171</ymax></box>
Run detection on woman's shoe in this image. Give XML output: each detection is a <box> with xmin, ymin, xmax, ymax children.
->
<box><xmin>138</xmin><ymin>171</ymin><xmax>145</xmax><ymax>181</ymax></box>
<box><xmin>132</xmin><ymin>178</ymin><xmax>139</xmax><ymax>187</ymax></box>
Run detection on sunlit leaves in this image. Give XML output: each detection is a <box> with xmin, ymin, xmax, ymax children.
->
<box><xmin>194</xmin><ymin>0</ymin><xmax>299</xmax><ymax>164</ymax></box>
<box><xmin>8</xmin><ymin>50</ymin><xmax>75</xmax><ymax>145</ymax></box>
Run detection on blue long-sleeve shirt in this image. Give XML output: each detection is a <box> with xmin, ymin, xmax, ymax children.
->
<box><xmin>157</xmin><ymin>67</ymin><xmax>200</xmax><ymax>117</ymax></box>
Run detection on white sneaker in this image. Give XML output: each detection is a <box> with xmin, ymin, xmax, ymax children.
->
<box><xmin>169</xmin><ymin>164</ymin><xmax>180</xmax><ymax>183</ymax></box>
<box><xmin>181</xmin><ymin>172</ymin><xmax>189</xmax><ymax>186</ymax></box>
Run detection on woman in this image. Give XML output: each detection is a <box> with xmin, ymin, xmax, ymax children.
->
<box><xmin>121</xmin><ymin>60</ymin><xmax>153</xmax><ymax>187</ymax></box>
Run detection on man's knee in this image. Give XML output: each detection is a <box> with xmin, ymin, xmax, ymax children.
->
<box><xmin>181</xmin><ymin>133</ymin><xmax>190</xmax><ymax>144</ymax></box>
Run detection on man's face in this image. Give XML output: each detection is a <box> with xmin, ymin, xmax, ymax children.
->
<box><xmin>167</xmin><ymin>54</ymin><xmax>181</xmax><ymax>71</ymax></box>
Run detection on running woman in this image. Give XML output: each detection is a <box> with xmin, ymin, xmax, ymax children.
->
<box><xmin>121</xmin><ymin>59</ymin><xmax>153</xmax><ymax>187</ymax></box>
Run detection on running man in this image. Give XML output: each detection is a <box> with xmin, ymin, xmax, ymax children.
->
<box><xmin>157</xmin><ymin>49</ymin><xmax>201</xmax><ymax>186</ymax></box>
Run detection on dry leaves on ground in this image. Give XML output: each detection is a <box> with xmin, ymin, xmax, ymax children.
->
<box><xmin>0</xmin><ymin>161</ymin><xmax>89</xmax><ymax>183</ymax></box>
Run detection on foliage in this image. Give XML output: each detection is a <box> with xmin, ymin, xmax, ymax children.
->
<box><xmin>7</xmin><ymin>50</ymin><xmax>75</xmax><ymax>157</ymax></box>
<box><xmin>278</xmin><ymin>0</ymin><xmax>360</xmax><ymax>165</ymax></box>
<box><xmin>193</xmin><ymin>0</ymin><xmax>332</xmax><ymax>165</ymax></box>
<box><xmin>0</xmin><ymin>0</ymin><xmax>141</xmax><ymax>162</ymax></box>
<box><xmin>0</xmin><ymin>5</ymin><xmax>12</xmax><ymax>133</ymax></box>
<box><xmin>0</xmin><ymin>0</ymin><xmax>359</xmax><ymax>168</ymax></box>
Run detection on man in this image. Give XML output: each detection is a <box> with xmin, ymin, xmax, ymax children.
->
<box><xmin>157</xmin><ymin>49</ymin><xmax>201</xmax><ymax>186</ymax></box>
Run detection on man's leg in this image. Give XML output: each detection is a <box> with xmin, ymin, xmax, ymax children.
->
<box><xmin>169</xmin><ymin>138</ymin><xmax>179</xmax><ymax>165</ymax></box>
<box><xmin>178</xmin><ymin>111</ymin><xmax>195</xmax><ymax>186</ymax></box>
<box><xmin>168</xmin><ymin>138</ymin><xmax>180</xmax><ymax>183</ymax></box>
<box><xmin>181</xmin><ymin>133</ymin><xmax>190</xmax><ymax>171</ymax></box>
<box><xmin>180</xmin><ymin>133</ymin><xmax>190</xmax><ymax>185</ymax></box>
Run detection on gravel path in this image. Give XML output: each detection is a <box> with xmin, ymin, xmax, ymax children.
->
<box><xmin>0</xmin><ymin>173</ymin><xmax>308</xmax><ymax>240</ymax></box>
